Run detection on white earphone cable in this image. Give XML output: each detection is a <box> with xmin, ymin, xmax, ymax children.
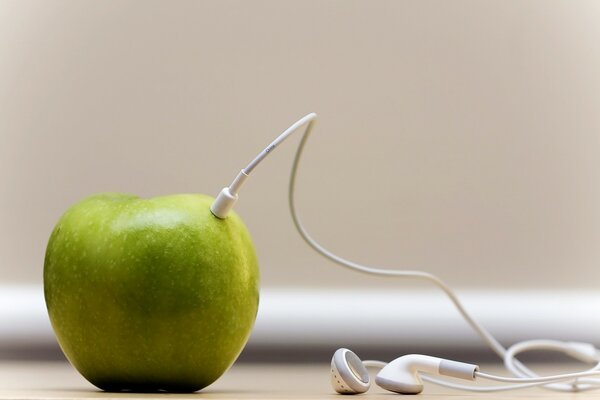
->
<box><xmin>286</xmin><ymin>115</ymin><xmax>504</xmax><ymax>354</ymax></box>
<box><xmin>282</xmin><ymin>113</ymin><xmax>600</xmax><ymax>393</ymax></box>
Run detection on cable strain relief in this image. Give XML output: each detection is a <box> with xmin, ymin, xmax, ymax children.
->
<box><xmin>210</xmin><ymin>187</ymin><xmax>238</xmax><ymax>219</ymax></box>
<box><xmin>229</xmin><ymin>170</ymin><xmax>249</xmax><ymax>194</ymax></box>
<box><xmin>566</xmin><ymin>342</ymin><xmax>600</xmax><ymax>363</ymax></box>
<box><xmin>439</xmin><ymin>360</ymin><xmax>479</xmax><ymax>381</ymax></box>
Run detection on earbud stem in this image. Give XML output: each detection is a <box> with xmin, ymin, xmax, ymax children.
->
<box><xmin>375</xmin><ymin>355</ymin><xmax>478</xmax><ymax>395</ymax></box>
<box><xmin>439</xmin><ymin>359</ymin><xmax>479</xmax><ymax>380</ymax></box>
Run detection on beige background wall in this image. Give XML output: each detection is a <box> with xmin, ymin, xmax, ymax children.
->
<box><xmin>2</xmin><ymin>0</ymin><xmax>600</xmax><ymax>289</ymax></box>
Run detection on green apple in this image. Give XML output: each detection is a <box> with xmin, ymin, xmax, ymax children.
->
<box><xmin>44</xmin><ymin>193</ymin><xmax>259</xmax><ymax>392</ymax></box>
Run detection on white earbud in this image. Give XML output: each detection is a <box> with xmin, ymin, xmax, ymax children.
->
<box><xmin>375</xmin><ymin>354</ymin><xmax>478</xmax><ymax>394</ymax></box>
<box><xmin>330</xmin><ymin>349</ymin><xmax>478</xmax><ymax>395</ymax></box>
<box><xmin>331</xmin><ymin>348</ymin><xmax>370</xmax><ymax>394</ymax></box>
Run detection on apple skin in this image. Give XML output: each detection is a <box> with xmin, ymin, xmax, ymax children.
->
<box><xmin>44</xmin><ymin>193</ymin><xmax>259</xmax><ymax>392</ymax></box>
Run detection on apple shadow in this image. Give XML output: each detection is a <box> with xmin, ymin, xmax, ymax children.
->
<box><xmin>39</xmin><ymin>388</ymin><xmax>267</xmax><ymax>397</ymax></box>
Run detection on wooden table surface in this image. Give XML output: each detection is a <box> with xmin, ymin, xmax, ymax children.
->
<box><xmin>1</xmin><ymin>361</ymin><xmax>598</xmax><ymax>399</ymax></box>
